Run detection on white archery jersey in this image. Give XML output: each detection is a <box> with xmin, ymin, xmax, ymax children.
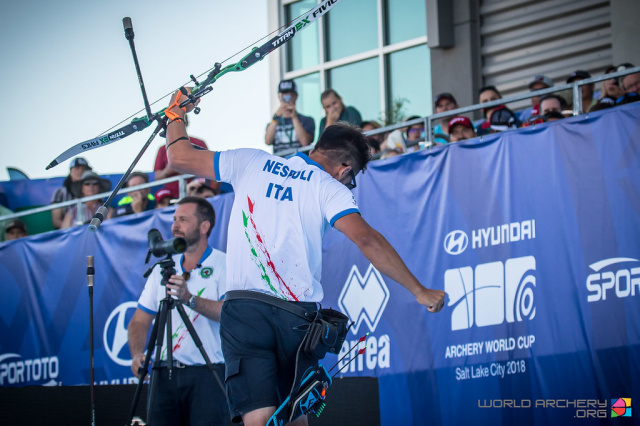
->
<box><xmin>137</xmin><ymin>248</ymin><xmax>226</xmax><ymax>364</ymax></box>
<box><xmin>214</xmin><ymin>149</ymin><xmax>359</xmax><ymax>302</ymax></box>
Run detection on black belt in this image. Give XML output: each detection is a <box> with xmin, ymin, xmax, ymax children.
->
<box><xmin>157</xmin><ymin>360</ymin><xmax>190</xmax><ymax>368</ymax></box>
<box><xmin>225</xmin><ymin>290</ymin><xmax>318</xmax><ymax>321</ymax></box>
<box><xmin>156</xmin><ymin>360</ymin><xmax>223</xmax><ymax>369</ymax></box>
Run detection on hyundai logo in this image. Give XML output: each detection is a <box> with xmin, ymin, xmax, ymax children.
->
<box><xmin>103</xmin><ymin>302</ymin><xmax>138</xmax><ymax>366</ymax></box>
<box><xmin>444</xmin><ymin>230</ymin><xmax>468</xmax><ymax>255</ymax></box>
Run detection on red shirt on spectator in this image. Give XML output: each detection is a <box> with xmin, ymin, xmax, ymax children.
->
<box><xmin>154</xmin><ymin>136</ymin><xmax>208</xmax><ymax>198</ymax></box>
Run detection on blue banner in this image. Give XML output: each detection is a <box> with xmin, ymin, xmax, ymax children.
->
<box><xmin>1</xmin><ymin>103</ymin><xmax>639</xmax><ymax>425</ymax></box>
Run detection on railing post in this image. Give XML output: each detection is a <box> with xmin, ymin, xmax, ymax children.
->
<box><xmin>573</xmin><ymin>83</ymin><xmax>582</xmax><ymax>115</ymax></box>
<box><xmin>179</xmin><ymin>175</ymin><xmax>187</xmax><ymax>199</ymax></box>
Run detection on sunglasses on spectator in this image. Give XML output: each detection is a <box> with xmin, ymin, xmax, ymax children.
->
<box><xmin>342</xmin><ymin>163</ymin><xmax>357</xmax><ymax>190</ymax></box>
<box><xmin>83</xmin><ymin>180</ymin><xmax>99</xmax><ymax>186</ymax></box>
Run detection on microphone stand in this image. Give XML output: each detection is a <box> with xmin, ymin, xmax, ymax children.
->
<box><xmin>87</xmin><ymin>256</ymin><xmax>96</xmax><ymax>426</ymax></box>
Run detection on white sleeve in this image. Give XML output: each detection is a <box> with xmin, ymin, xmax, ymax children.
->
<box><xmin>214</xmin><ymin>148</ymin><xmax>269</xmax><ymax>185</ymax></box>
<box><xmin>137</xmin><ymin>272</ymin><xmax>161</xmax><ymax>315</ymax></box>
<box><xmin>320</xmin><ymin>177</ymin><xmax>360</xmax><ymax>227</ymax></box>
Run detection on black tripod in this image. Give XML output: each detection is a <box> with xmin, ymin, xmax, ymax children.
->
<box><xmin>127</xmin><ymin>255</ymin><xmax>225</xmax><ymax>425</ymax></box>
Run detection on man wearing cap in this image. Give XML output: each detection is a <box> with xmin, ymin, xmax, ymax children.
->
<box><xmin>265</xmin><ymin>80</ymin><xmax>315</xmax><ymax>155</ymax></box>
<box><xmin>448</xmin><ymin>116</ymin><xmax>476</xmax><ymax>143</ymax></box>
<box><xmin>567</xmin><ymin>70</ymin><xmax>596</xmax><ymax>112</ymax></box>
<box><xmin>521</xmin><ymin>75</ymin><xmax>554</xmax><ymax>122</ymax></box>
<box><xmin>433</xmin><ymin>93</ymin><xmax>459</xmax><ymax>143</ymax></box>
<box><xmin>4</xmin><ymin>219</ymin><xmax>28</xmax><ymax>241</ymax></box>
<box><xmin>50</xmin><ymin>157</ymin><xmax>92</xmax><ymax>229</ymax></box>
<box><xmin>61</xmin><ymin>170</ymin><xmax>111</xmax><ymax>228</ymax></box>
<box><xmin>155</xmin><ymin>189</ymin><xmax>172</xmax><ymax>209</ymax></box>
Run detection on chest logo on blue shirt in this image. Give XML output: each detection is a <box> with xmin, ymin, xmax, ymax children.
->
<box><xmin>200</xmin><ymin>267</ymin><xmax>214</xmax><ymax>278</ymax></box>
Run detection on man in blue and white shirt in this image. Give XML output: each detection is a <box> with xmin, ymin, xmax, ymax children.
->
<box><xmin>128</xmin><ymin>196</ymin><xmax>227</xmax><ymax>426</ymax></box>
<box><xmin>165</xmin><ymin>89</ymin><xmax>446</xmax><ymax>426</ymax></box>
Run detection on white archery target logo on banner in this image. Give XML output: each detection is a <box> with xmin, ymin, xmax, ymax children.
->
<box><xmin>444</xmin><ymin>230</ymin><xmax>469</xmax><ymax>255</ymax></box>
<box><xmin>104</xmin><ymin>302</ymin><xmax>138</xmax><ymax>366</ymax></box>
<box><xmin>445</xmin><ymin>256</ymin><xmax>536</xmax><ymax>331</ymax></box>
<box><xmin>338</xmin><ymin>264</ymin><xmax>389</xmax><ymax>335</ymax></box>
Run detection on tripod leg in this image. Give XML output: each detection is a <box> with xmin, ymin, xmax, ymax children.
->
<box><xmin>127</xmin><ymin>299</ymin><xmax>167</xmax><ymax>425</ymax></box>
<box><xmin>175</xmin><ymin>303</ymin><xmax>226</xmax><ymax>394</ymax></box>
<box><xmin>146</xmin><ymin>299</ymin><xmax>170</xmax><ymax>426</ymax></box>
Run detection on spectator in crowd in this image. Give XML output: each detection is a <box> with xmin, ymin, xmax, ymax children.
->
<box><xmin>617</xmin><ymin>63</ymin><xmax>640</xmax><ymax>105</ymax></box>
<box><xmin>567</xmin><ymin>70</ymin><xmax>596</xmax><ymax>111</ymax></box>
<box><xmin>404</xmin><ymin>116</ymin><xmax>425</xmax><ymax>150</ymax></box>
<box><xmin>318</xmin><ymin>89</ymin><xmax>362</xmax><ymax>136</ymax></box>
<box><xmin>433</xmin><ymin>93</ymin><xmax>459</xmax><ymax>143</ymax></box>
<box><xmin>477</xmin><ymin>86</ymin><xmax>504</xmax><ymax>136</ymax></box>
<box><xmin>187</xmin><ymin>178</ymin><xmax>220</xmax><ymax>199</ymax></box>
<box><xmin>61</xmin><ymin>170</ymin><xmax>111</xmax><ymax>228</ymax></box>
<box><xmin>4</xmin><ymin>219</ymin><xmax>27</xmax><ymax>241</ymax></box>
<box><xmin>155</xmin><ymin>189</ymin><xmax>172</xmax><ymax>209</ymax></box>
<box><xmin>539</xmin><ymin>94</ymin><xmax>567</xmax><ymax>122</ymax></box>
<box><xmin>361</xmin><ymin>121</ymin><xmax>383</xmax><ymax>155</ymax></box>
<box><xmin>265</xmin><ymin>80</ymin><xmax>315</xmax><ymax>155</ymax></box>
<box><xmin>619</xmin><ymin>63</ymin><xmax>640</xmax><ymax>95</ymax></box>
<box><xmin>154</xmin><ymin>115</ymin><xmax>208</xmax><ymax>199</ymax></box>
<box><xmin>599</xmin><ymin>65</ymin><xmax>625</xmax><ymax>101</ymax></box>
<box><xmin>384</xmin><ymin>116</ymin><xmax>425</xmax><ymax>153</ymax></box>
<box><xmin>521</xmin><ymin>75</ymin><xmax>554</xmax><ymax>122</ymax></box>
<box><xmin>50</xmin><ymin>157</ymin><xmax>92</xmax><ymax>229</ymax></box>
<box><xmin>448</xmin><ymin>116</ymin><xmax>476</xmax><ymax>143</ymax></box>
<box><xmin>109</xmin><ymin>172</ymin><xmax>155</xmax><ymax>219</ymax></box>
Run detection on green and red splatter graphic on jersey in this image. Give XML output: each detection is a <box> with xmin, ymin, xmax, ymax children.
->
<box><xmin>242</xmin><ymin>196</ymin><xmax>299</xmax><ymax>301</ymax></box>
<box><xmin>161</xmin><ymin>288</ymin><xmax>205</xmax><ymax>360</ymax></box>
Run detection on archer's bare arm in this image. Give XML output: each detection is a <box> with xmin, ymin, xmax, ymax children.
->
<box><xmin>334</xmin><ymin>213</ymin><xmax>446</xmax><ymax>312</ymax></box>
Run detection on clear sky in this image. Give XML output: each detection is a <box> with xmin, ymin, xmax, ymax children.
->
<box><xmin>0</xmin><ymin>0</ymin><xmax>271</xmax><ymax>181</ymax></box>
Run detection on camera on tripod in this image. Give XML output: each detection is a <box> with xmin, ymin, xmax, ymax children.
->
<box><xmin>144</xmin><ymin>229</ymin><xmax>187</xmax><ymax>285</ymax></box>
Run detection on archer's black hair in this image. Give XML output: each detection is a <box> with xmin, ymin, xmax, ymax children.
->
<box><xmin>315</xmin><ymin>122</ymin><xmax>371</xmax><ymax>173</ymax></box>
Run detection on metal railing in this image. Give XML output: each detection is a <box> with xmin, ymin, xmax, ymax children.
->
<box><xmin>276</xmin><ymin>65</ymin><xmax>640</xmax><ymax>156</ymax></box>
<box><xmin>0</xmin><ymin>174</ymin><xmax>194</xmax><ymax>224</ymax></box>
<box><xmin>2</xmin><ymin>66</ymin><xmax>638</xmax><ymax>224</ymax></box>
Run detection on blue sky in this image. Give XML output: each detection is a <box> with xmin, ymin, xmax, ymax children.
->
<box><xmin>0</xmin><ymin>0</ymin><xmax>271</xmax><ymax>180</ymax></box>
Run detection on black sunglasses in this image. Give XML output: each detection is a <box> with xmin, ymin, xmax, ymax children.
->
<box><xmin>342</xmin><ymin>163</ymin><xmax>357</xmax><ymax>190</ymax></box>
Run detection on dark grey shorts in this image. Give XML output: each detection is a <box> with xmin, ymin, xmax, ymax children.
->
<box><xmin>220</xmin><ymin>297</ymin><xmax>319</xmax><ymax>423</ymax></box>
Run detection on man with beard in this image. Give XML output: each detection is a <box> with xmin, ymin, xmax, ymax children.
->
<box><xmin>128</xmin><ymin>196</ymin><xmax>228</xmax><ymax>426</ymax></box>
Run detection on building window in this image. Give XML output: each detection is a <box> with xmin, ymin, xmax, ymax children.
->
<box><xmin>325</xmin><ymin>0</ymin><xmax>378</xmax><ymax>61</ymax></box>
<box><xmin>385</xmin><ymin>0</ymin><xmax>428</xmax><ymax>46</ymax></box>
<box><xmin>285</xmin><ymin>0</ymin><xmax>320</xmax><ymax>71</ymax></box>
<box><xmin>278</xmin><ymin>0</ymin><xmax>430</xmax><ymax>132</ymax></box>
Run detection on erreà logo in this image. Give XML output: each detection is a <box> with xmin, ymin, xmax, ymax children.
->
<box><xmin>103</xmin><ymin>302</ymin><xmax>138</xmax><ymax>366</ymax></box>
<box><xmin>338</xmin><ymin>264</ymin><xmax>389</xmax><ymax>335</ymax></box>
<box><xmin>444</xmin><ymin>230</ymin><xmax>468</xmax><ymax>255</ymax></box>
